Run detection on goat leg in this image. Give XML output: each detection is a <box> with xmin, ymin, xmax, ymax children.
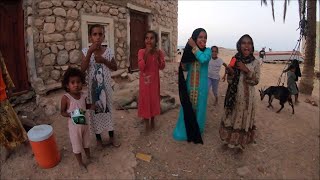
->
<box><xmin>276</xmin><ymin>102</ymin><xmax>284</xmax><ymax>113</ymax></box>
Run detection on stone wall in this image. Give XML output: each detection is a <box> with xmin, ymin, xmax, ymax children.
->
<box><xmin>24</xmin><ymin>0</ymin><xmax>178</xmax><ymax>94</ymax></box>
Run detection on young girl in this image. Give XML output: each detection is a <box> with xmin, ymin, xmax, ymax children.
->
<box><xmin>287</xmin><ymin>65</ymin><xmax>299</xmax><ymax>104</ymax></box>
<box><xmin>138</xmin><ymin>30</ymin><xmax>165</xmax><ymax>133</ymax></box>
<box><xmin>0</xmin><ymin>50</ymin><xmax>28</xmax><ymax>161</ymax></box>
<box><xmin>60</xmin><ymin>68</ymin><xmax>92</xmax><ymax>171</ymax></box>
<box><xmin>81</xmin><ymin>24</ymin><xmax>120</xmax><ymax>148</ymax></box>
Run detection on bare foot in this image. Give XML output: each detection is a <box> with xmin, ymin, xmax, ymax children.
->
<box><xmin>79</xmin><ymin>164</ymin><xmax>88</xmax><ymax>173</ymax></box>
<box><xmin>96</xmin><ymin>141</ymin><xmax>105</xmax><ymax>151</ymax></box>
<box><xmin>150</xmin><ymin>119</ymin><xmax>155</xmax><ymax>130</ymax></box>
<box><xmin>109</xmin><ymin>138</ymin><xmax>121</xmax><ymax>148</ymax></box>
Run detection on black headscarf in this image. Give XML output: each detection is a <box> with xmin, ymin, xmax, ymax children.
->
<box><xmin>181</xmin><ymin>28</ymin><xmax>207</xmax><ymax>63</ymax></box>
<box><xmin>224</xmin><ymin>34</ymin><xmax>256</xmax><ymax>115</ymax></box>
<box><xmin>178</xmin><ymin>28</ymin><xmax>206</xmax><ymax>144</ymax></box>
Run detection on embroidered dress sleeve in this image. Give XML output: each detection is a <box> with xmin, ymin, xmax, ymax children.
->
<box><xmin>0</xmin><ymin>53</ymin><xmax>14</xmax><ymax>88</ymax></box>
<box><xmin>138</xmin><ymin>49</ymin><xmax>146</xmax><ymax>71</ymax></box>
<box><xmin>158</xmin><ymin>50</ymin><xmax>165</xmax><ymax>70</ymax></box>
<box><xmin>246</xmin><ymin>60</ymin><xmax>261</xmax><ymax>86</ymax></box>
<box><xmin>194</xmin><ymin>48</ymin><xmax>212</xmax><ymax>64</ymax></box>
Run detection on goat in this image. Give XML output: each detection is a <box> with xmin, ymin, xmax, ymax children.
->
<box><xmin>259</xmin><ymin>86</ymin><xmax>294</xmax><ymax>114</ymax></box>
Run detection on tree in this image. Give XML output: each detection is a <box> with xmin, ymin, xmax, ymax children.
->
<box><xmin>262</xmin><ymin>0</ymin><xmax>317</xmax><ymax>95</ymax></box>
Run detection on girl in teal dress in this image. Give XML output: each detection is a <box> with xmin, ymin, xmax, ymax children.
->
<box><xmin>173</xmin><ymin>28</ymin><xmax>212</xmax><ymax>144</ymax></box>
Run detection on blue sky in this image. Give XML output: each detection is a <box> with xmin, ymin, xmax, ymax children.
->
<box><xmin>178</xmin><ymin>0</ymin><xmax>319</xmax><ymax>51</ymax></box>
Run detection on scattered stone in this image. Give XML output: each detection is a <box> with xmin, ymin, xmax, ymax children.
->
<box><xmin>33</xmin><ymin>78</ymin><xmax>47</xmax><ymax>95</ymax></box>
<box><xmin>9</xmin><ymin>91</ymin><xmax>35</xmax><ymax>106</ymax></box>
<box><xmin>127</xmin><ymin>73</ymin><xmax>136</xmax><ymax>82</ymax></box>
<box><xmin>121</xmin><ymin>72</ymin><xmax>128</xmax><ymax>78</ymax></box>
<box><xmin>236</xmin><ymin>166</ymin><xmax>250</xmax><ymax>177</ymax></box>
<box><xmin>111</xmin><ymin>69</ymin><xmax>127</xmax><ymax>78</ymax></box>
<box><xmin>113</xmin><ymin>88</ymin><xmax>138</xmax><ymax>109</ymax></box>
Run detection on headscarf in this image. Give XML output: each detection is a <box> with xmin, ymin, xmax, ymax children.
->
<box><xmin>178</xmin><ymin>28</ymin><xmax>207</xmax><ymax>144</ymax></box>
<box><xmin>224</xmin><ymin>34</ymin><xmax>256</xmax><ymax>115</ymax></box>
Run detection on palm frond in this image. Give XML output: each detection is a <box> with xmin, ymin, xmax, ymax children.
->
<box><xmin>261</xmin><ymin>0</ymin><xmax>267</xmax><ymax>6</ymax></box>
<box><xmin>283</xmin><ymin>0</ymin><xmax>289</xmax><ymax>22</ymax></box>
<box><xmin>271</xmin><ymin>0</ymin><xmax>275</xmax><ymax>21</ymax></box>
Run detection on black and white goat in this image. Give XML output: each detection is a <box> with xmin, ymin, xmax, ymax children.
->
<box><xmin>259</xmin><ymin>86</ymin><xmax>294</xmax><ymax>114</ymax></box>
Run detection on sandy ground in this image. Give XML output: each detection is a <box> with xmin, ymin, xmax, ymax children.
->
<box><xmin>1</xmin><ymin>49</ymin><xmax>319</xmax><ymax>179</ymax></box>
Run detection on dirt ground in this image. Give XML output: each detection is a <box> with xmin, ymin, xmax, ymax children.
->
<box><xmin>1</xmin><ymin>49</ymin><xmax>319</xmax><ymax>179</ymax></box>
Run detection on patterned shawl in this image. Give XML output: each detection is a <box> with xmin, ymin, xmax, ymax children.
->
<box><xmin>224</xmin><ymin>34</ymin><xmax>255</xmax><ymax>115</ymax></box>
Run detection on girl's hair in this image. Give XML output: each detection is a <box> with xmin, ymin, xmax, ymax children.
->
<box><xmin>89</xmin><ymin>24</ymin><xmax>104</xmax><ymax>35</ymax></box>
<box><xmin>145</xmin><ymin>30</ymin><xmax>158</xmax><ymax>47</ymax></box>
<box><xmin>62</xmin><ymin>67</ymin><xmax>86</xmax><ymax>92</ymax></box>
<box><xmin>211</xmin><ymin>46</ymin><xmax>219</xmax><ymax>53</ymax></box>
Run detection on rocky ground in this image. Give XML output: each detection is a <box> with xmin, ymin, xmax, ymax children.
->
<box><xmin>0</xmin><ymin>49</ymin><xmax>319</xmax><ymax>179</ymax></box>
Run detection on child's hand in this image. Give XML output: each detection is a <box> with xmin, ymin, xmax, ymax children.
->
<box><xmin>88</xmin><ymin>42</ymin><xmax>100</xmax><ymax>54</ymax></box>
<box><xmin>95</xmin><ymin>55</ymin><xmax>105</xmax><ymax>64</ymax></box>
<box><xmin>188</xmin><ymin>38</ymin><xmax>196</xmax><ymax>48</ymax></box>
<box><xmin>90</xmin><ymin>104</ymin><xmax>96</xmax><ymax>111</ymax></box>
<box><xmin>221</xmin><ymin>77</ymin><xmax>226</xmax><ymax>82</ymax></box>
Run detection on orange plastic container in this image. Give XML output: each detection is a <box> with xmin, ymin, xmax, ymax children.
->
<box><xmin>27</xmin><ymin>125</ymin><xmax>61</xmax><ymax>169</ymax></box>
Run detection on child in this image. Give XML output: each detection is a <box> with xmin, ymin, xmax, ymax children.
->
<box><xmin>80</xmin><ymin>24</ymin><xmax>120</xmax><ymax>148</ymax></box>
<box><xmin>138</xmin><ymin>30</ymin><xmax>165</xmax><ymax>133</ymax></box>
<box><xmin>60</xmin><ymin>67</ymin><xmax>92</xmax><ymax>171</ymax></box>
<box><xmin>287</xmin><ymin>65</ymin><xmax>299</xmax><ymax>104</ymax></box>
<box><xmin>208</xmin><ymin>46</ymin><xmax>227</xmax><ymax>105</ymax></box>
<box><xmin>0</xmin><ymin>50</ymin><xmax>28</xmax><ymax>161</ymax></box>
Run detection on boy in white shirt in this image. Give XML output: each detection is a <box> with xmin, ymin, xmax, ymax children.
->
<box><xmin>208</xmin><ymin>46</ymin><xmax>227</xmax><ymax>105</ymax></box>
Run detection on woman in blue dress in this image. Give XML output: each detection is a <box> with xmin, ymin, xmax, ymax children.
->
<box><xmin>173</xmin><ymin>28</ymin><xmax>212</xmax><ymax>144</ymax></box>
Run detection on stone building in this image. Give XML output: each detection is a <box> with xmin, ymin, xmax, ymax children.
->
<box><xmin>0</xmin><ymin>0</ymin><xmax>178</xmax><ymax>95</ymax></box>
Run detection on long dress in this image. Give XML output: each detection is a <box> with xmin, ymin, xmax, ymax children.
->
<box><xmin>82</xmin><ymin>48</ymin><xmax>114</xmax><ymax>134</ymax></box>
<box><xmin>219</xmin><ymin>59</ymin><xmax>260</xmax><ymax>148</ymax></box>
<box><xmin>287</xmin><ymin>71</ymin><xmax>298</xmax><ymax>95</ymax></box>
<box><xmin>173</xmin><ymin>48</ymin><xmax>212</xmax><ymax>141</ymax></box>
<box><xmin>0</xmin><ymin>51</ymin><xmax>28</xmax><ymax>149</ymax></box>
<box><xmin>138</xmin><ymin>49</ymin><xmax>165</xmax><ymax>119</ymax></box>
